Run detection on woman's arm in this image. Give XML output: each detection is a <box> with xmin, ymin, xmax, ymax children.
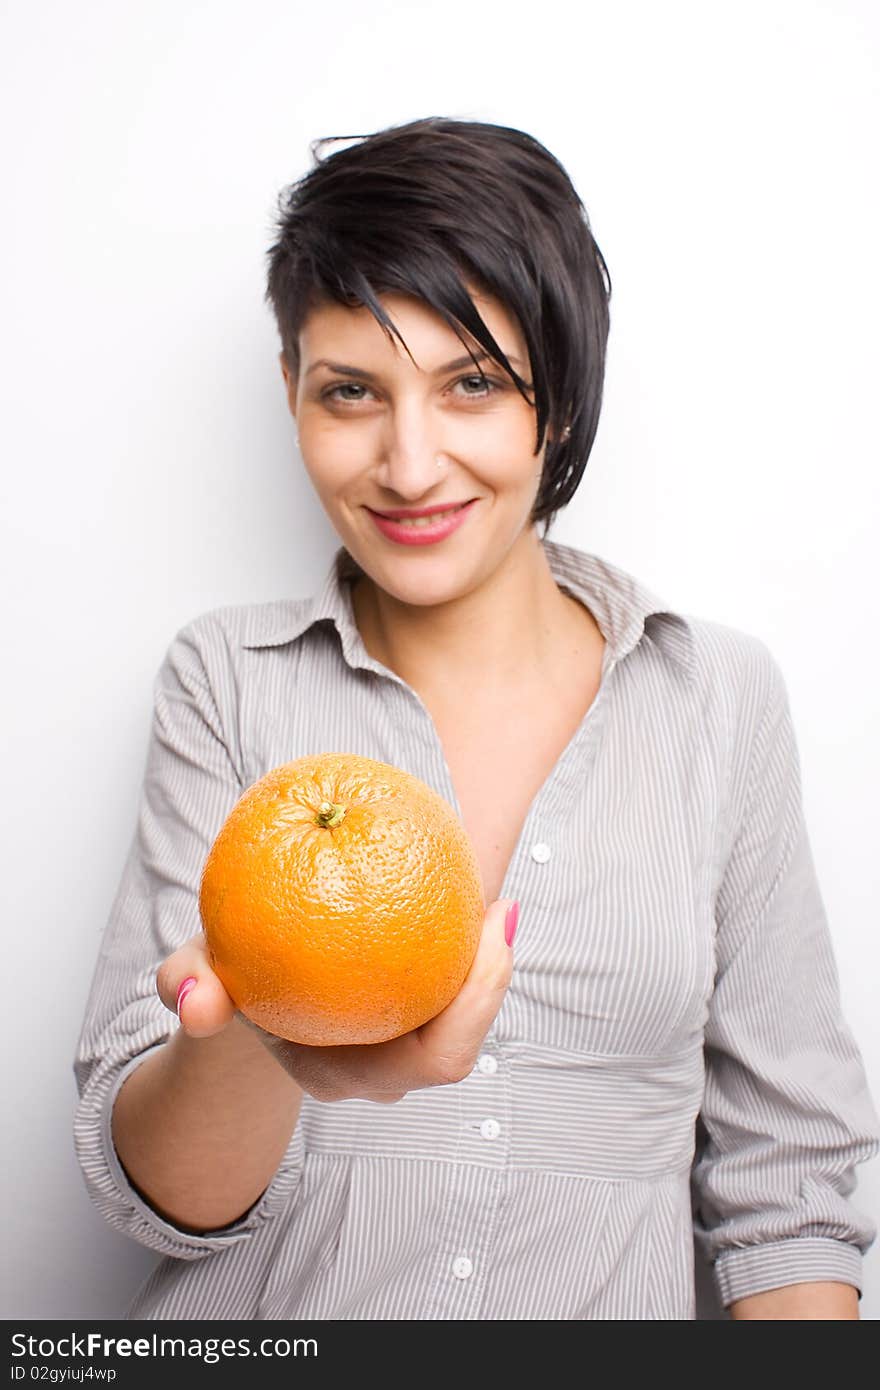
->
<box><xmin>692</xmin><ymin>643</ymin><xmax>880</xmax><ymax>1311</ymax></box>
<box><xmin>112</xmin><ymin>1012</ymin><xmax>303</xmax><ymax>1233</ymax></box>
<box><xmin>729</xmin><ymin>1281</ymin><xmax>859</xmax><ymax>1320</ymax></box>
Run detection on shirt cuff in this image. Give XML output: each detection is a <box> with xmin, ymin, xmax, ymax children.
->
<box><xmin>89</xmin><ymin>1042</ymin><xmax>304</xmax><ymax>1260</ymax></box>
<box><xmin>713</xmin><ymin>1237</ymin><xmax>864</xmax><ymax>1308</ymax></box>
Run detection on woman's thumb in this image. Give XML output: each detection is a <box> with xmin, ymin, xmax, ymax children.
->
<box><xmin>456</xmin><ymin>896</ymin><xmax>518</xmax><ymax>1013</ymax></box>
<box><xmin>155</xmin><ymin>934</ymin><xmax>237</xmax><ymax>1038</ymax></box>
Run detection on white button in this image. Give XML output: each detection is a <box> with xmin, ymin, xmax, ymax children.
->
<box><xmin>479</xmin><ymin>1117</ymin><xmax>501</xmax><ymax>1140</ymax></box>
<box><xmin>477</xmin><ymin>1054</ymin><xmax>498</xmax><ymax>1075</ymax></box>
<box><xmin>531</xmin><ymin>841</ymin><xmax>551</xmax><ymax>863</ymax></box>
<box><xmin>452</xmin><ymin>1256</ymin><xmax>473</xmax><ymax>1280</ymax></box>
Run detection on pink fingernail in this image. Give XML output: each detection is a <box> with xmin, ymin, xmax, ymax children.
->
<box><xmin>176</xmin><ymin>977</ymin><xmax>197</xmax><ymax>1017</ymax></box>
<box><xmin>505</xmin><ymin>901</ymin><xmax>519</xmax><ymax>947</ymax></box>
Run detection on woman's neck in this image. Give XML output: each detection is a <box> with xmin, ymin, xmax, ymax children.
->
<box><xmin>349</xmin><ymin>529</ymin><xmax>604</xmax><ymax>705</ymax></box>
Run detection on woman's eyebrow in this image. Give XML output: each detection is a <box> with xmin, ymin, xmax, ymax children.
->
<box><xmin>305</xmin><ymin>351</ymin><xmax>523</xmax><ymax>381</ymax></box>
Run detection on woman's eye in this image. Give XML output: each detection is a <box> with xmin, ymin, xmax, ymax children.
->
<box><xmin>455</xmin><ymin>374</ymin><xmax>498</xmax><ymax>397</ymax></box>
<box><xmin>324</xmin><ymin>382</ymin><xmax>371</xmax><ymax>403</ymax></box>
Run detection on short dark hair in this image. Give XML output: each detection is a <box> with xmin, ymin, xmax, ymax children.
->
<box><xmin>264</xmin><ymin>116</ymin><xmax>612</xmax><ymax>538</ymax></box>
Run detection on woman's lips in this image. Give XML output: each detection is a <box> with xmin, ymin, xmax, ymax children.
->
<box><xmin>367</xmin><ymin>499</ymin><xmax>478</xmax><ymax>546</ymax></box>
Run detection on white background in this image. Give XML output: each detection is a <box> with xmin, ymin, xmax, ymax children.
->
<box><xmin>2</xmin><ymin>0</ymin><xmax>878</xmax><ymax>1322</ymax></box>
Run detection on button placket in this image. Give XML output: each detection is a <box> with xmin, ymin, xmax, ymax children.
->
<box><xmin>434</xmin><ymin>1045</ymin><xmax>511</xmax><ymax>1310</ymax></box>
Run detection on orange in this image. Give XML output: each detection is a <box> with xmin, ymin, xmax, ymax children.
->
<box><xmin>199</xmin><ymin>752</ymin><xmax>485</xmax><ymax>1045</ymax></box>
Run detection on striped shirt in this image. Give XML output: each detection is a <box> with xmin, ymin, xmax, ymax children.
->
<box><xmin>72</xmin><ymin>537</ymin><xmax>880</xmax><ymax>1319</ymax></box>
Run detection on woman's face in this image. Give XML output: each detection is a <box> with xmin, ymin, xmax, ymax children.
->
<box><xmin>281</xmin><ymin>286</ymin><xmax>548</xmax><ymax>609</ymax></box>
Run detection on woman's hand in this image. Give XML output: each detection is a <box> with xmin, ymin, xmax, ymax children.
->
<box><xmin>156</xmin><ymin>898</ymin><xmax>518</xmax><ymax>1104</ymax></box>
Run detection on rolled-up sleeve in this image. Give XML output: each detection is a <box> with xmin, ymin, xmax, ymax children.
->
<box><xmin>72</xmin><ymin>617</ymin><xmax>304</xmax><ymax>1259</ymax></box>
<box><xmin>692</xmin><ymin>647</ymin><xmax>880</xmax><ymax>1309</ymax></box>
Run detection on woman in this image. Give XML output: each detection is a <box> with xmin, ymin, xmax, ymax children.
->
<box><xmin>73</xmin><ymin>117</ymin><xmax>880</xmax><ymax>1320</ymax></box>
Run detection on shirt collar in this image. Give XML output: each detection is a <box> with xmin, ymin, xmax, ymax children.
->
<box><xmin>240</xmin><ymin>538</ymin><xmax>697</xmax><ymax>684</ymax></box>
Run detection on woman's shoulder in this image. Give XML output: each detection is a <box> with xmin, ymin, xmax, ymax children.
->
<box><xmin>684</xmin><ymin>612</ymin><xmax>784</xmax><ymax>696</ymax></box>
<box><xmin>146</xmin><ymin>598</ymin><xmax>318</xmax><ymax>722</ymax></box>
<box><xmin>164</xmin><ymin>595</ymin><xmax>316</xmax><ymax>660</ymax></box>
<box><xmin>546</xmin><ymin>537</ymin><xmax>782</xmax><ymax>702</ymax></box>
<box><xmin>165</xmin><ymin>548</ymin><xmax>351</xmax><ymax>661</ymax></box>
<box><xmin>670</xmin><ymin>614</ymin><xmax>795</xmax><ymax>793</ymax></box>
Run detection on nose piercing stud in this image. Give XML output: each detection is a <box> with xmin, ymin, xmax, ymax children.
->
<box><xmin>436</xmin><ymin>455</ymin><xmax>446</xmax><ymax>469</ymax></box>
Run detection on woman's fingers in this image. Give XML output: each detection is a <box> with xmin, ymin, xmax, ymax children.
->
<box><xmin>155</xmin><ymin>934</ymin><xmax>237</xmax><ymax>1038</ymax></box>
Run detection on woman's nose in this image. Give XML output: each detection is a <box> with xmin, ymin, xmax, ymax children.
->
<box><xmin>374</xmin><ymin>414</ymin><xmax>447</xmax><ymax>499</ymax></box>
